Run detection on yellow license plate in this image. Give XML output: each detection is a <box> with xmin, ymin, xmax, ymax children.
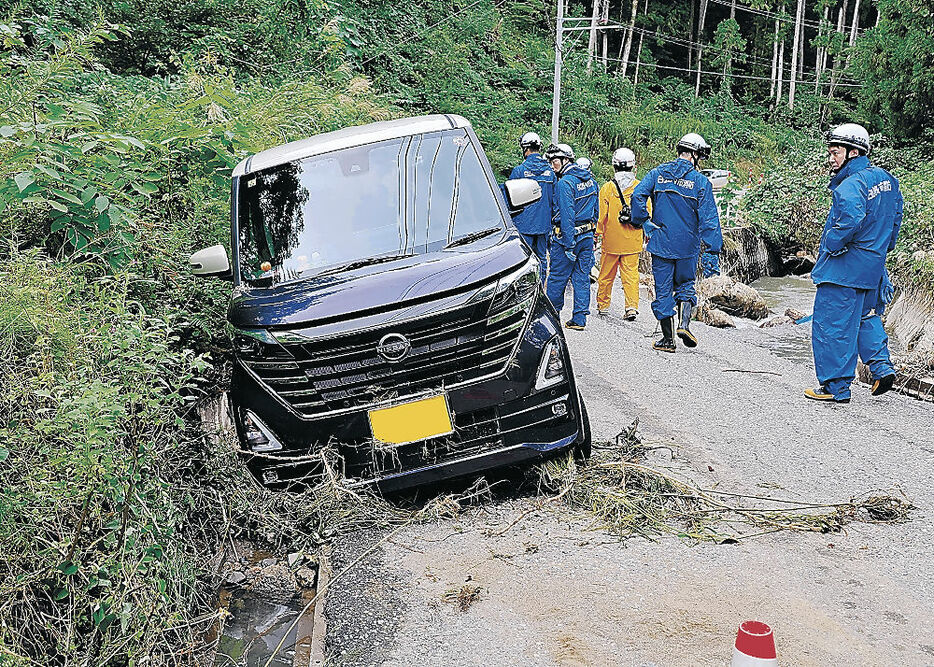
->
<box><xmin>368</xmin><ymin>394</ymin><xmax>454</xmax><ymax>446</ymax></box>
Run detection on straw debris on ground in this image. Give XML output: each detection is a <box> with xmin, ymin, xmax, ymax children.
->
<box><xmin>442</xmin><ymin>584</ymin><xmax>483</xmax><ymax>612</ymax></box>
<box><xmin>535</xmin><ymin>421</ymin><xmax>914</xmax><ymax>543</ymax></box>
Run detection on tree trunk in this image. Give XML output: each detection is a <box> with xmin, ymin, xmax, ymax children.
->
<box><xmin>815</xmin><ymin>5</ymin><xmax>829</xmax><ymax>93</ymax></box>
<box><xmin>617</xmin><ymin>0</ymin><xmax>627</xmax><ymax>62</ymax></box>
<box><xmin>621</xmin><ymin>0</ymin><xmax>640</xmax><ymax>77</ymax></box>
<box><xmin>821</xmin><ymin>2</ymin><xmax>849</xmax><ymax>124</ymax></box>
<box><xmin>587</xmin><ymin>0</ymin><xmax>599</xmax><ymax>73</ymax></box>
<box><xmin>725</xmin><ymin>0</ymin><xmax>737</xmax><ymax>75</ymax></box>
<box><xmin>688</xmin><ymin>0</ymin><xmax>695</xmax><ymax>71</ymax></box>
<box><xmin>602</xmin><ymin>30</ymin><xmax>608</xmax><ymax>68</ymax></box>
<box><xmin>845</xmin><ymin>0</ymin><xmax>861</xmax><ymax>68</ymax></box>
<box><xmin>695</xmin><ymin>0</ymin><xmax>709</xmax><ymax>96</ymax></box>
<box><xmin>797</xmin><ymin>5</ymin><xmax>805</xmax><ymax>79</ymax></box>
<box><xmin>634</xmin><ymin>0</ymin><xmax>649</xmax><ymax>85</ymax></box>
<box><xmin>788</xmin><ymin>0</ymin><xmax>804</xmax><ymax>108</ymax></box>
<box><xmin>776</xmin><ymin>28</ymin><xmax>785</xmax><ymax>107</ymax></box>
<box><xmin>848</xmin><ymin>0</ymin><xmax>861</xmax><ymax>46</ymax></box>
<box><xmin>770</xmin><ymin>17</ymin><xmax>780</xmax><ymax>98</ymax></box>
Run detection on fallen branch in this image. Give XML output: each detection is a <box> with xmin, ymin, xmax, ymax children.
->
<box><xmin>722</xmin><ymin>368</ymin><xmax>783</xmax><ymax>376</ymax></box>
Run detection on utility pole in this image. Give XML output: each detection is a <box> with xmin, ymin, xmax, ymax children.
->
<box><xmin>551</xmin><ymin>0</ymin><xmax>565</xmax><ymax>143</ymax></box>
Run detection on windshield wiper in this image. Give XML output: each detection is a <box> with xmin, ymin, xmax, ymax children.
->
<box><xmin>445</xmin><ymin>227</ymin><xmax>502</xmax><ymax>249</ymax></box>
<box><xmin>315</xmin><ymin>254</ymin><xmax>413</xmax><ymax>278</ymax></box>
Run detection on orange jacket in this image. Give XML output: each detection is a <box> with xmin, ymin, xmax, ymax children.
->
<box><xmin>597</xmin><ymin>178</ymin><xmax>646</xmax><ymax>255</ymax></box>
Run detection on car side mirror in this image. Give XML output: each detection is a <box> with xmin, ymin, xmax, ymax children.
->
<box><xmin>503</xmin><ymin>178</ymin><xmax>542</xmax><ymax>214</ymax></box>
<box><xmin>190</xmin><ymin>244</ymin><xmax>233</xmax><ymax>280</ymax></box>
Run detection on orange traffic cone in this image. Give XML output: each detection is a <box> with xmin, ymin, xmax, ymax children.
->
<box><xmin>732</xmin><ymin>620</ymin><xmax>778</xmax><ymax>666</ymax></box>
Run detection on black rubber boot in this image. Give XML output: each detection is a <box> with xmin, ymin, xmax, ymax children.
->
<box><xmin>676</xmin><ymin>301</ymin><xmax>698</xmax><ymax>348</ymax></box>
<box><xmin>871</xmin><ymin>373</ymin><xmax>896</xmax><ymax>396</ymax></box>
<box><xmin>653</xmin><ymin>317</ymin><xmax>676</xmax><ymax>352</ymax></box>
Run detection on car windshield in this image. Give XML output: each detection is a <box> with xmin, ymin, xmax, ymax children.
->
<box><xmin>237</xmin><ymin>128</ymin><xmax>506</xmax><ymax>284</ymax></box>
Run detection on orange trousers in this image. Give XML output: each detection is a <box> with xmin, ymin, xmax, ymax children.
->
<box><xmin>596</xmin><ymin>252</ymin><xmax>640</xmax><ymax>311</ymax></box>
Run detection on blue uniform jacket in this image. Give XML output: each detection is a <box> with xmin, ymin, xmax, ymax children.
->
<box><xmin>811</xmin><ymin>155</ymin><xmax>903</xmax><ymax>290</ymax></box>
<box><xmin>508</xmin><ymin>153</ymin><xmax>556</xmax><ymax>235</ymax></box>
<box><xmin>554</xmin><ymin>164</ymin><xmax>598</xmax><ymax>250</ymax></box>
<box><xmin>631</xmin><ymin>158</ymin><xmax>722</xmax><ymax>259</ymax></box>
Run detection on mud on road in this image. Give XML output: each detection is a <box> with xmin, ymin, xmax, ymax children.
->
<box><xmin>325</xmin><ymin>291</ymin><xmax>934</xmax><ymax>666</ymax></box>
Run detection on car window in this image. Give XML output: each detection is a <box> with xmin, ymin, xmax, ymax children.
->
<box><xmin>237</xmin><ymin>129</ymin><xmax>506</xmax><ymax>284</ymax></box>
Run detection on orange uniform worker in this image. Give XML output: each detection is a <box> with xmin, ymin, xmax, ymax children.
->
<box><xmin>596</xmin><ymin>147</ymin><xmax>647</xmax><ymax>320</ymax></box>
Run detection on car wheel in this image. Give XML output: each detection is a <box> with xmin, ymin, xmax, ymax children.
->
<box><xmin>574</xmin><ymin>390</ymin><xmax>591</xmax><ymax>461</ymax></box>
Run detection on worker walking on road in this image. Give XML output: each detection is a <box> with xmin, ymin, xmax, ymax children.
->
<box><xmin>545</xmin><ymin>143</ymin><xmax>598</xmax><ymax>331</ymax></box>
<box><xmin>509</xmin><ymin>132</ymin><xmax>556</xmax><ymax>281</ymax></box>
<box><xmin>806</xmin><ymin>123</ymin><xmax>903</xmax><ymax>404</ymax></box>
<box><xmin>631</xmin><ymin>133</ymin><xmax>722</xmax><ymax>352</ymax></box>
<box><xmin>596</xmin><ymin>147</ymin><xmax>645</xmax><ymax>321</ymax></box>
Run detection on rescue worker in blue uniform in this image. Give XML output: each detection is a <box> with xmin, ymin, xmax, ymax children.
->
<box><xmin>545</xmin><ymin>143</ymin><xmax>598</xmax><ymax>330</ymax></box>
<box><xmin>805</xmin><ymin>123</ymin><xmax>903</xmax><ymax>403</ymax></box>
<box><xmin>631</xmin><ymin>133</ymin><xmax>722</xmax><ymax>352</ymax></box>
<box><xmin>509</xmin><ymin>132</ymin><xmax>556</xmax><ymax>282</ymax></box>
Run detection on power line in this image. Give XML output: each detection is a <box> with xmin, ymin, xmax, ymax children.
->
<box><xmin>563</xmin><ymin>21</ymin><xmax>860</xmax><ymax>85</ymax></box>
<box><xmin>630</xmin><ymin>24</ymin><xmax>861</xmax><ymax>84</ymax></box>
<box><xmin>597</xmin><ymin>52</ymin><xmax>863</xmax><ymax>87</ymax></box>
<box><xmin>707</xmin><ymin>0</ymin><xmax>865</xmax><ymax>35</ymax></box>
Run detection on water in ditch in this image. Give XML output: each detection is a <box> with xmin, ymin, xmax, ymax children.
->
<box><xmin>212</xmin><ymin>588</ymin><xmax>308</xmax><ymax>667</ymax></box>
<box><xmin>210</xmin><ymin>542</ymin><xmax>316</xmax><ymax>667</ymax></box>
<box><xmin>749</xmin><ymin>274</ymin><xmax>816</xmax><ymax>364</ymax></box>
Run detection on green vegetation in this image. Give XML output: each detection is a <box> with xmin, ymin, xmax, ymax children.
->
<box><xmin>1</xmin><ymin>0</ymin><xmax>933</xmax><ymax>662</ymax></box>
<box><xmin>853</xmin><ymin>0</ymin><xmax>934</xmax><ymax>139</ymax></box>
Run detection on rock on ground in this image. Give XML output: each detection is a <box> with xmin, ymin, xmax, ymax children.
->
<box><xmin>696</xmin><ymin>302</ymin><xmax>736</xmax><ymax>328</ymax></box>
<box><xmin>699</xmin><ymin>275</ymin><xmax>770</xmax><ymax>320</ymax></box>
<box><xmin>760</xmin><ymin>315</ymin><xmax>795</xmax><ymax>328</ymax></box>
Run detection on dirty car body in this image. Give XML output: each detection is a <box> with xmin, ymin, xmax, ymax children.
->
<box><xmin>205</xmin><ymin>115</ymin><xmax>588</xmax><ymax>492</ymax></box>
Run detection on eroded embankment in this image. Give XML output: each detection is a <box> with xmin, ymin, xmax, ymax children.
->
<box><xmin>871</xmin><ymin>284</ymin><xmax>934</xmax><ymax>400</ymax></box>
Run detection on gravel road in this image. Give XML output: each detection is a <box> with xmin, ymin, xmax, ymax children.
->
<box><xmin>324</xmin><ymin>287</ymin><xmax>934</xmax><ymax>666</ymax></box>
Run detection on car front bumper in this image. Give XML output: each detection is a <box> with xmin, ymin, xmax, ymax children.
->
<box><xmin>230</xmin><ymin>295</ymin><xmax>583</xmax><ymax>492</ymax></box>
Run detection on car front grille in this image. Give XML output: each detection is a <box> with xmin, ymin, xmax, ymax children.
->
<box><xmin>242</xmin><ymin>295</ymin><xmax>531</xmax><ymax>417</ymax></box>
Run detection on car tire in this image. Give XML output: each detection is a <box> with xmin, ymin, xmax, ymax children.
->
<box><xmin>574</xmin><ymin>390</ymin><xmax>592</xmax><ymax>461</ymax></box>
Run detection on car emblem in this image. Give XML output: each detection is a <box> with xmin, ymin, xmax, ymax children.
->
<box><xmin>377</xmin><ymin>333</ymin><xmax>411</xmax><ymax>362</ymax></box>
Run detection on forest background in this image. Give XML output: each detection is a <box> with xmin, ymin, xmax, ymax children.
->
<box><xmin>1</xmin><ymin>0</ymin><xmax>933</xmax><ymax>663</ymax></box>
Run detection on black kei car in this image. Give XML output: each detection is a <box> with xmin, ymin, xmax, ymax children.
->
<box><xmin>190</xmin><ymin>114</ymin><xmax>590</xmax><ymax>492</ymax></box>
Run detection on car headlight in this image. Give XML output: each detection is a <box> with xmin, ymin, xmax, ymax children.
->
<box><xmin>535</xmin><ymin>336</ymin><xmax>566</xmax><ymax>390</ymax></box>
<box><xmin>231</xmin><ymin>327</ymin><xmax>279</xmax><ymax>357</ymax></box>
<box><xmin>488</xmin><ymin>255</ymin><xmax>540</xmax><ymax>324</ymax></box>
<box><xmin>240</xmin><ymin>410</ymin><xmax>283</xmax><ymax>452</ymax></box>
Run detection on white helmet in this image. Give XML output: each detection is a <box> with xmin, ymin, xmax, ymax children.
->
<box><xmin>612</xmin><ymin>147</ymin><xmax>636</xmax><ymax>171</ymax></box>
<box><xmin>677</xmin><ymin>133</ymin><xmax>711</xmax><ymax>160</ymax></box>
<box><xmin>519</xmin><ymin>131</ymin><xmax>543</xmax><ymax>150</ymax></box>
<box><xmin>545</xmin><ymin>142</ymin><xmax>575</xmax><ymax>162</ymax></box>
<box><xmin>576</xmin><ymin>157</ymin><xmax>593</xmax><ymax>170</ymax></box>
<box><xmin>825</xmin><ymin>123</ymin><xmax>871</xmax><ymax>154</ymax></box>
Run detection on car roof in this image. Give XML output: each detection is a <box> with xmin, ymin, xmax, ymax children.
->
<box><xmin>233</xmin><ymin>114</ymin><xmax>472</xmax><ymax>177</ymax></box>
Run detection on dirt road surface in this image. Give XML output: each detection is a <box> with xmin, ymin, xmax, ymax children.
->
<box><xmin>324</xmin><ymin>294</ymin><xmax>934</xmax><ymax>666</ymax></box>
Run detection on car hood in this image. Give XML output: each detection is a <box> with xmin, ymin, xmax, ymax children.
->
<box><xmin>228</xmin><ymin>233</ymin><xmax>529</xmax><ymax>330</ymax></box>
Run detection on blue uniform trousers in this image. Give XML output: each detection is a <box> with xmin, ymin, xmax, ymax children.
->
<box><xmin>547</xmin><ymin>234</ymin><xmax>595</xmax><ymax>326</ymax></box>
<box><xmin>651</xmin><ymin>254</ymin><xmax>698</xmax><ymax>320</ymax></box>
<box><xmin>812</xmin><ymin>282</ymin><xmax>895</xmax><ymax>400</ymax></box>
<box><xmin>519</xmin><ymin>231</ymin><xmax>550</xmax><ymax>283</ymax></box>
